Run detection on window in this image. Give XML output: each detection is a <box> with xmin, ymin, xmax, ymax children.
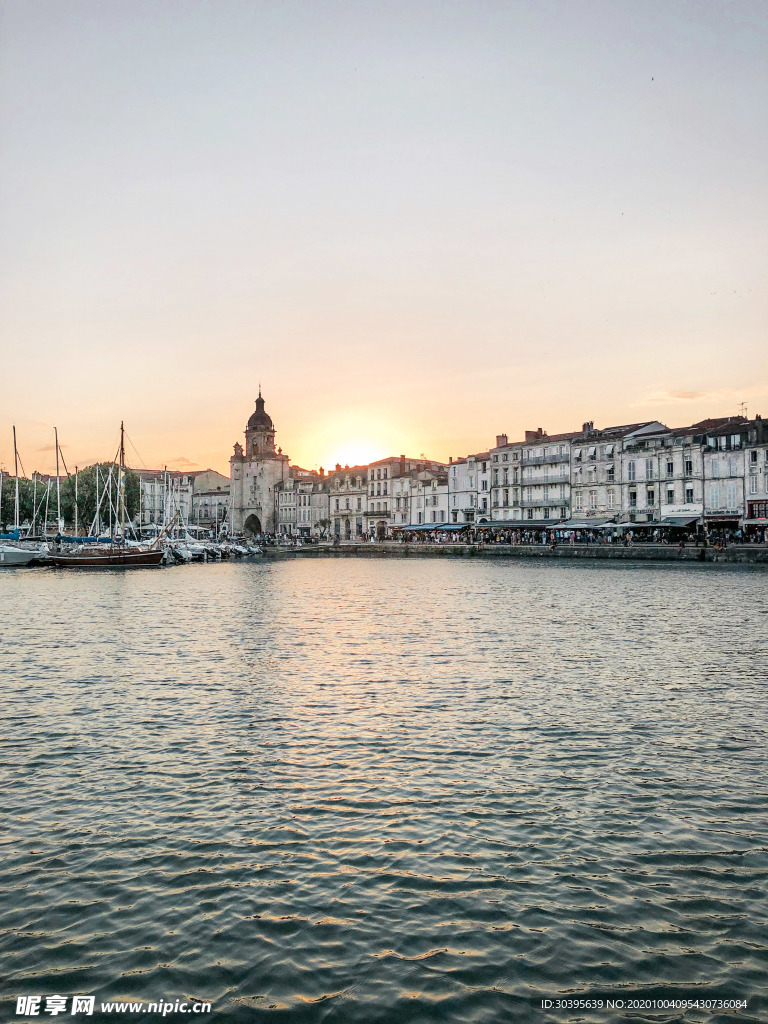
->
<box><xmin>383</xmin><ymin>469</ymin><xmax>388</xmax><ymax>478</ymax></box>
<box><xmin>574</xmin><ymin>449</ymin><xmax>582</xmax><ymax>463</ymax></box>
<box><xmin>493</xmin><ymin>471</ymin><xmax>499</xmax><ymax>485</ymax></box>
<box><xmin>709</xmin><ymin>484</ymin><xmax>721</xmax><ymax>508</ymax></box>
<box><xmin>502</xmin><ymin>488</ymin><xmax>509</xmax><ymax>506</ymax></box>
<box><xmin>356</xmin><ymin>497</ymin><xmax>361</xmax><ymax>511</ymax></box>
<box><xmin>629</xmin><ymin>490</ymin><xmax>637</xmax><ymax>507</ymax></box>
<box><xmin>502</xmin><ymin>454</ymin><xmax>508</xmax><ymax>462</ymax></box>
<box><xmin>589</xmin><ymin>489</ymin><xmax>597</xmax><ymax>509</ymax></box>
<box><xmin>645</xmin><ymin>458</ymin><xmax>655</xmax><ymax>480</ymax></box>
<box><xmin>482</xmin><ymin>462</ymin><xmax>487</xmax><ymax>472</ymax></box>
<box><xmin>646</xmin><ymin>488</ymin><xmax>655</xmax><ymax>506</ymax></box>
<box><xmin>726</xmin><ymin>482</ymin><xmax>738</xmax><ymax>508</ymax></box>
<box><xmin>666</xmin><ymin>459</ymin><xmax>674</xmax><ymax>477</ymax></box>
<box><xmin>727</xmin><ymin>457</ymin><xmax>737</xmax><ymax>477</ymax></box>
<box><xmin>666</xmin><ymin>486</ymin><xmax>674</xmax><ymax>504</ymax></box>
<box><xmin>481</xmin><ymin>480</ymin><xmax>488</xmax><ymax>490</ymax></box>
<box><xmin>712</xmin><ymin>460</ymin><xmax>720</xmax><ymax>478</ymax></box>
<box><xmin>684</xmin><ymin>459</ymin><xmax>693</xmax><ymax>476</ymax></box>
<box><xmin>750</xmin><ymin>450</ymin><xmax>758</xmax><ymax>464</ymax></box>
<box><xmin>574</xmin><ymin>490</ymin><xmax>583</xmax><ymax>511</ymax></box>
<box><xmin>749</xmin><ymin>476</ymin><xmax>757</xmax><ymax>494</ymax></box>
<box><xmin>627</xmin><ymin>461</ymin><xmax>636</xmax><ymax>481</ymax></box>
<box><xmin>685</xmin><ymin>486</ymin><xmax>694</xmax><ymax>504</ymax></box>
<box><xmin>607</xmin><ymin>488</ymin><xmax>614</xmax><ymax>509</ymax></box>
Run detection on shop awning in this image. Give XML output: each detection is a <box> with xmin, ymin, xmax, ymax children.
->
<box><xmin>554</xmin><ymin>518</ymin><xmax>616</xmax><ymax>530</ymax></box>
<box><xmin>435</xmin><ymin>523</ymin><xmax>473</xmax><ymax>531</ymax></box>
<box><xmin>655</xmin><ymin>516</ymin><xmax>699</xmax><ymax>527</ymax></box>
<box><xmin>393</xmin><ymin>522</ymin><xmax>446</xmax><ymax>531</ymax></box>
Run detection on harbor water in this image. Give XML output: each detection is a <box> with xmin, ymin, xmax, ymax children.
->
<box><xmin>1</xmin><ymin>559</ymin><xmax>766</xmax><ymax>1023</ymax></box>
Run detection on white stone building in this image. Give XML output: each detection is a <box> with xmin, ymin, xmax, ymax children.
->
<box><xmin>745</xmin><ymin>414</ymin><xmax>768</xmax><ymax>531</ymax></box>
<box><xmin>391</xmin><ymin>466</ymin><xmax>449</xmax><ymax>528</ymax></box>
<box><xmin>570</xmin><ymin>421</ymin><xmax>663</xmax><ymax>523</ymax></box>
<box><xmin>366</xmin><ymin>456</ymin><xmax>443</xmax><ymax>537</ymax></box>
<box><xmin>275</xmin><ymin>468</ymin><xmax>329</xmax><ymax>538</ymax></box>
<box><xmin>447</xmin><ymin>452</ymin><xmax>490</xmax><ymax>525</ymax></box>
<box><xmin>328</xmin><ymin>465</ymin><xmax>367</xmax><ymax>539</ymax></box>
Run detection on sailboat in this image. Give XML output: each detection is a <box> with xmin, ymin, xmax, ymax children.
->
<box><xmin>48</xmin><ymin>423</ymin><xmax>164</xmax><ymax>568</ymax></box>
<box><xmin>0</xmin><ymin>426</ymin><xmax>44</xmax><ymax>567</ymax></box>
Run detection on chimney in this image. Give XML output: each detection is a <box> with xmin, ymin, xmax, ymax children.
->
<box><xmin>335</xmin><ymin>463</ymin><xmax>341</xmax><ymax>471</ymax></box>
<box><xmin>399</xmin><ymin>454</ymin><xmax>405</xmax><ymax>473</ymax></box>
<box><xmin>582</xmin><ymin>421</ymin><xmax>594</xmax><ymax>437</ymax></box>
<box><xmin>319</xmin><ymin>466</ymin><xmax>324</xmax><ymax>477</ymax></box>
<box><xmin>496</xmin><ymin>434</ymin><xmax>508</xmax><ymax>448</ymax></box>
<box><xmin>449</xmin><ymin>456</ymin><xmax>453</xmax><ymax>464</ymax></box>
<box><xmin>525</xmin><ymin>429</ymin><xmax>544</xmax><ymax>442</ymax></box>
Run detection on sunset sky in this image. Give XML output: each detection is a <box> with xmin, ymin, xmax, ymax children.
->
<box><xmin>1</xmin><ymin>0</ymin><xmax>766</xmax><ymax>477</ymax></box>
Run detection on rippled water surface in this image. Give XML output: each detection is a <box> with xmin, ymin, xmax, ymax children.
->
<box><xmin>1</xmin><ymin>559</ymin><xmax>767</xmax><ymax>1023</ymax></box>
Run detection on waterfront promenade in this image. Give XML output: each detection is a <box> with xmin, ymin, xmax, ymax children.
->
<box><xmin>263</xmin><ymin>540</ymin><xmax>768</xmax><ymax>564</ymax></box>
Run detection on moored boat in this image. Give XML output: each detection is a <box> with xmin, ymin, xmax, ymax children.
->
<box><xmin>48</xmin><ymin>545</ymin><xmax>163</xmax><ymax>568</ymax></box>
<box><xmin>0</xmin><ymin>544</ymin><xmax>41</xmax><ymax>567</ymax></box>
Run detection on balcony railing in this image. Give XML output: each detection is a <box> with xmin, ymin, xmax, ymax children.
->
<box><xmin>522</xmin><ymin>452</ymin><xmax>570</xmax><ymax>465</ymax></box>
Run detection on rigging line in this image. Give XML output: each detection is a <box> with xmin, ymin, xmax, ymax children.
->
<box><xmin>124</xmin><ymin>429</ymin><xmax>148</xmax><ymax>469</ymax></box>
<box><xmin>58</xmin><ymin>447</ymin><xmax>71</xmax><ymax>478</ymax></box>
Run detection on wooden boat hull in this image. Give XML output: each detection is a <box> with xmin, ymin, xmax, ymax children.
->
<box><xmin>49</xmin><ymin>548</ymin><xmax>164</xmax><ymax>568</ymax></box>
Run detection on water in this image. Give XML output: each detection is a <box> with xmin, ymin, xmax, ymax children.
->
<box><xmin>1</xmin><ymin>559</ymin><xmax>766</xmax><ymax>1023</ymax></box>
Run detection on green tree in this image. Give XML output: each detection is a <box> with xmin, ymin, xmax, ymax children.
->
<box><xmin>2</xmin><ymin>465</ymin><xmax>139</xmax><ymax>533</ymax></box>
<box><xmin>59</xmin><ymin>465</ymin><xmax>139</xmax><ymax>532</ymax></box>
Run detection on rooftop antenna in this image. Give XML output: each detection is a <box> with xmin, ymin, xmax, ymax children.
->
<box><xmin>738</xmin><ymin>402</ymin><xmax>748</xmax><ymax>418</ymax></box>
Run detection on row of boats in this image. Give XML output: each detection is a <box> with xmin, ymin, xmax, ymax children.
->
<box><xmin>0</xmin><ymin>537</ymin><xmax>262</xmax><ymax>568</ymax></box>
<box><xmin>2</xmin><ymin>423</ymin><xmax>263</xmax><ymax>569</ymax></box>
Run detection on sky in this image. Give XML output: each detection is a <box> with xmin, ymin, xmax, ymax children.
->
<box><xmin>1</xmin><ymin>0</ymin><xmax>766</xmax><ymax>476</ymax></box>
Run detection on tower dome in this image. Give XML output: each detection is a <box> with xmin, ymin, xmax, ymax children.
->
<box><xmin>247</xmin><ymin>391</ymin><xmax>273</xmax><ymax>431</ymax></box>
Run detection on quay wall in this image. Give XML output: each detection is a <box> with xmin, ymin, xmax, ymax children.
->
<box><xmin>263</xmin><ymin>543</ymin><xmax>768</xmax><ymax>565</ymax></box>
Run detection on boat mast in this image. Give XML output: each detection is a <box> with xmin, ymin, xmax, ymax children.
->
<box><xmin>119</xmin><ymin>421</ymin><xmax>126</xmax><ymax>541</ymax></box>
<box><xmin>31</xmin><ymin>473</ymin><xmax>37</xmax><ymax>536</ymax></box>
<box><xmin>55</xmin><ymin>426</ymin><xmax>61</xmax><ymax>530</ymax></box>
<box><xmin>44</xmin><ymin>478</ymin><xmax>50</xmax><ymax>534</ymax></box>
<box><xmin>74</xmin><ymin>466</ymin><xmax>79</xmax><ymax>537</ymax></box>
<box><xmin>13</xmin><ymin>425</ymin><xmax>20</xmax><ymax>531</ymax></box>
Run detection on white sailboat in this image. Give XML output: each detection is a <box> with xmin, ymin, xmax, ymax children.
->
<box><xmin>0</xmin><ymin>427</ymin><xmax>42</xmax><ymax>566</ymax></box>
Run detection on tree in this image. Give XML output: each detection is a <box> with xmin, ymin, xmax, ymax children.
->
<box><xmin>59</xmin><ymin>465</ymin><xmax>139</xmax><ymax>532</ymax></box>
